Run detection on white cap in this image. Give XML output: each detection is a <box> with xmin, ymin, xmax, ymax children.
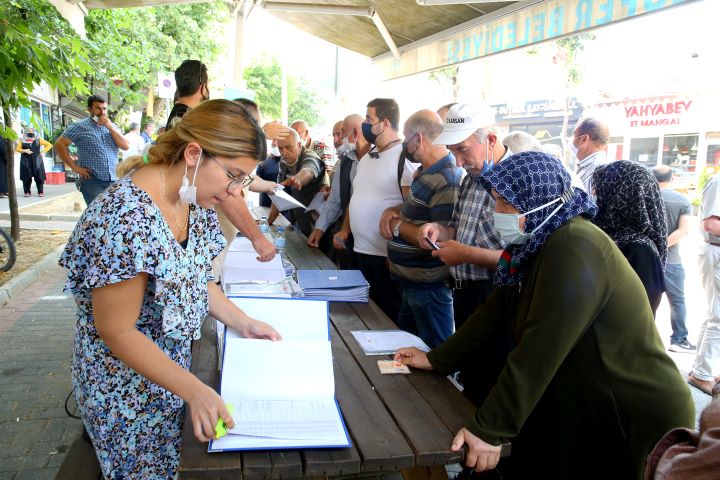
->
<box><xmin>433</xmin><ymin>103</ymin><xmax>497</xmax><ymax>146</ymax></box>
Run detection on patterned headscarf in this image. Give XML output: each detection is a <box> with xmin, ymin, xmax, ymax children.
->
<box><xmin>480</xmin><ymin>151</ymin><xmax>598</xmax><ymax>286</ymax></box>
<box><xmin>592</xmin><ymin>160</ymin><xmax>667</xmax><ymax>264</ymax></box>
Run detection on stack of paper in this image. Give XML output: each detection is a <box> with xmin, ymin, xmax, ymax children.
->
<box><xmin>222</xmin><ymin>242</ymin><xmax>299</xmax><ymax>297</ymax></box>
<box><xmin>351</xmin><ymin>330</ymin><xmax>431</xmax><ymax>355</ymax></box>
<box><xmin>296</xmin><ymin>270</ymin><xmax>369</xmax><ymax>303</ymax></box>
<box><xmin>209</xmin><ymin>298</ymin><xmax>351</xmax><ymax>451</ymax></box>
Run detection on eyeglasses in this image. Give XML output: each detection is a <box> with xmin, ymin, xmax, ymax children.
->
<box><xmin>210</xmin><ymin>157</ymin><xmax>254</xmax><ymax>192</ymax></box>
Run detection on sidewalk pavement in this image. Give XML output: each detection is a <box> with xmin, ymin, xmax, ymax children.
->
<box><xmin>0</xmin><ymin>214</ymin><xmax>714</xmax><ymax>480</ymax></box>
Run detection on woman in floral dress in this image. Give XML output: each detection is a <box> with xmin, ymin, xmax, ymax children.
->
<box><xmin>60</xmin><ymin>99</ymin><xmax>281</xmax><ymax>479</ymax></box>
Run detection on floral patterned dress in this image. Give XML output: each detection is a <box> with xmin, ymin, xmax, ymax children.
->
<box><xmin>59</xmin><ymin>174</ymin><xmax>225</xmax><ymax>479</ymax></box>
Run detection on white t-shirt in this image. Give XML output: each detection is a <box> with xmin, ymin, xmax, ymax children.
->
<box><xmin>349</xmin><ymin>143</ymin><xmax>418</xmax><ymax>256</ymax></box>
<box><xmin>122</xmin><ymin>131</ymin><xmax>145</xmax><ymax>159</ymax></box>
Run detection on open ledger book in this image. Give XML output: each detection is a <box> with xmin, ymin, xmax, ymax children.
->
<box><xmin>209</xmin><ymin>297</ymin><xmax>351</xmax><ymax>452</ymax></box>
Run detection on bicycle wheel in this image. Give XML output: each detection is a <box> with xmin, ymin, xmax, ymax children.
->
<box><xmin>0</xmin><ymin>228</ymin><xmax>17</xmax><ymax>272</ymax></box>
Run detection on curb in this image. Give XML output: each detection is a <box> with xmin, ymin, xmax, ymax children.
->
<box><xmin>0</xmin><ymin>213</ymin><xmax>81</xmax><ymax>222</ymax></box>
<box><xmin>0</xmin><ymin>244</ymin><xmax>66</xmax><ymax>305</ymax></box>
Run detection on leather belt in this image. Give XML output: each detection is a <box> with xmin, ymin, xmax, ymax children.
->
<box><xmin>451</xmin><ymin>278</ymin><xmax>493</xmax><ymax>290</ymax></box>
<box><xmin>706</xmin><ymin>240</ymin><xmax>720</xmax><ymax>247</ymax></box>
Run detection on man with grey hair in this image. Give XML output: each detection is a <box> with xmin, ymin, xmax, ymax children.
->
<box><xmin>291</xmin><ymin>119</ymin><xmax>332</xmax><ymax>163</ymax></box>
<box><xmin>122</xmin><ymin>122</ymin><xmax>145</xmax><ymax>159</ymax></box>
<box><xmin>571</xmin><ymin>117</ymin><xmax>609</xmax><ymax>193</ymax></box>
<box><xmin>268</xmin><ymin>127</ymin><xmax>327</xmax><ymax>235</ymax></box>
<box><xmin>419</xmin><ymin>103</ymin><xmax>513</xmax><ymax>403</ymax></box>
<box><xmin>379</xmin><ymin>109</ymin><xmax>462</xmax><ymax>348</ymax></box>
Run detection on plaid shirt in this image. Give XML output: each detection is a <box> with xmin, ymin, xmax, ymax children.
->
<box><xmin>449</xmin><ymin>173</ymin><xmax>504</xmax><ymax>281</ymax></box>
<box><xmin>62</xmin><ymin>117</ymin><xmax>120</xmax><ymax>182</ymax></box>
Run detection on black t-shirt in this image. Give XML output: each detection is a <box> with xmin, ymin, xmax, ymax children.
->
<box><xmin>165</xmin><ymin>103</ymin><xmax>191</xmax><ymax>131</ymax></box>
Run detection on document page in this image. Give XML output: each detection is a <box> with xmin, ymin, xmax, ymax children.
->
<box><xmin>221</xmin><ymin>339</ymin><xmax>334</xmax><ymax>401</ymax></box>
<box><xmin>227</xmin><ymin>297</ymin><xmax>329</xmax><ymax>341</ymax></box>
<box><xmin>270</xmin><ymin>189</ymin><xmax>307</xmax><ymax>211</ymax></box>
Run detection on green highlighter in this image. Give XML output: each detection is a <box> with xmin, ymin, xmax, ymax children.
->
<box><xmin>214</xmin><ymin>403</ymin><xmax>234</xmax><ymax>439</ymax></box>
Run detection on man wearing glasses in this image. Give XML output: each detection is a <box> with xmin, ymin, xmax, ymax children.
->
<box><xmin>268</xmin><ymin>129</ymin><xmax>328</xmax><ymax>236</ymax></box>
<box><xmin>571</xmin><ymin>117</ymin><xmax>610</xmax><ymax>194</ymax></box>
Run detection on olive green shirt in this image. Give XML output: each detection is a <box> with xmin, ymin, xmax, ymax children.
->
<box><xmin>428</xmin><ymin>217</ymin><xmax>694</xmax><ymax>478</ymax></box>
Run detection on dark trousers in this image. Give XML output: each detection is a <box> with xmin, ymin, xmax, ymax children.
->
<box><xmin>452</xmin><ymin>280</ymin><xmax>496</xmax><ymax>330</ymax></box>
<box><xmin>22</xmin><ymin>177</ymin><xmax>44</xmax><ymax>195</ymax></box>
<box><xmin>355</xmin><ymin>252</ymin><xmax>400</xmax><ymax>321</ymax></box>
<box><xmin>452</xmin><ymin>281</ymin><xmax>513</xmax><ymax>407</ymax></box>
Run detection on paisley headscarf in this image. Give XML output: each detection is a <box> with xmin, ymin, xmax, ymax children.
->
<box><xmin>480</xmin><ymin>151</ymin><xmax>598</xmax><ymax>286</ymax></box>
<box><xmin>592</xmin><ymin>160</ymin><xmax>667</xmax><ymax>264</ymax></box>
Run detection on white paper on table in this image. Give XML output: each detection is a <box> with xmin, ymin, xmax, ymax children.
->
<box><xmin>306</xmin><ymin>192</ymin><xmax>326</xmax><ymax>213</ymax></box>
<box><xmin>221</xmin><ymin>339</ymin><xmax>334</xmax><ymax>401</ymax></box>
<box><xmin>227</xmin><ymin>297</ymin><xmax>329</xmax><ymax>341</ymax></box>
<box><xmin>351</xmin><ymin>330</ymin><xmax>431</xmax><ymax>355</ymax></box>
<box><xmin>270</xmin><ymin>189</ymin><xmax>307</xmax><ymax>211</ymax></box>
<box><xmin>228</xmin><ymin>236</ymin><xmax>256</xmax><ymax>252</ymax></box>
<box><xmin>222</xmin><ymin>252</ymin><xmax>286</xmax><ymax>284</ymax></box>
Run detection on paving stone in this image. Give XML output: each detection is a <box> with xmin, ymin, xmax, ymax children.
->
<box><xmin>0</xmin><ymin>419</ymin><xmax>46</xmax><ymax>434</ymax></box>
<box><xmin>14</xmin><ymin>467</ymin><xmax>57</xmax><ymax>480</ymax></box>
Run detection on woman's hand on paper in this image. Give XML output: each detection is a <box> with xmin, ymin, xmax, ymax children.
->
<box><xmin>244</xmin><ymin>318</ymin><xmax>282</xmax><ymax>341</ymax></box>
<box><xmin>394</xmin><ymin>347</ymin><xmax>432</xmax><ymax>370</ymax></box>
<box><xmin>452</xmin><ymin>428</ymin><xmax>502</xmax><ymax>473</ymax></box>
<box><xmin>188</xmin><ymin>383</ymin><xmax>235</xmax><ymax>442</ymax></box>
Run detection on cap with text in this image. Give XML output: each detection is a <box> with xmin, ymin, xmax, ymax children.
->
<box><xmin>433</xmin><ymin>103</ymin><xmax>497</xmax><ymax>146</ymax></box>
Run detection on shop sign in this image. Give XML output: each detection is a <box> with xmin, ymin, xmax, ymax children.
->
<box><xmin>374</xmin><ymin>0</ymin><xmax>700</xmax><ymax>80</ymax></box>
<box><xmin>492</xmin><ymin>98</ymin><xmax>580</xmax><ymax>121</ymax></box>
<box><xmin>625</xmin><ymin>100</ymin><xmax>692</xmax><ymax>127</ymax></box>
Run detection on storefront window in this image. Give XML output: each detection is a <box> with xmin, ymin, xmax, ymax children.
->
<box><xmin>629</xmin><ymin>137</ymin><xmax>659</xmax><ymax>167</ymax></box>
<box><xmin>662</xmin><ymin>134</ymin><xmax>698</xmax><ymax>172</ymax></box>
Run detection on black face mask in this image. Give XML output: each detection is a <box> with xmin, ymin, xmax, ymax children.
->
<box><xmin>401</xmin><ymin>134</ymin><xmax>420</xmax><ymax>163</ymax></box>
<box><xmin>27</xmin><ymin>133</ymin><xmax>35</xmax><ymax>138</ymax></box>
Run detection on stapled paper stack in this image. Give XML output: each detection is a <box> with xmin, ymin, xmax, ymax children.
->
<box><xmin>296</xmin><ymin>269</ymin><xmax>369</xmax><ymax>303</ymax></box>
<box><xmin>222</xmin><ymin>237</ymin><xmax>300</xmax><ymax>297</ymax></box>
<box><xmin>209</xmin><ymin>297</ymin><xmax>351</xmax><ymax>452</ymax></box>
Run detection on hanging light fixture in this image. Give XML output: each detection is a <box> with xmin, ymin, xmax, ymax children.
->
<box><xmin>672</xmin><ymin>142</ymin><xmax>679</xmax><ymax>152</ymax></box>
<box><xmin>691</xmin><ymin>140</ymin><xmax>698</xmax><ymax>152</ymax></box>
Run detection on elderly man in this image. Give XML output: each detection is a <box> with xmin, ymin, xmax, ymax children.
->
<box><xmin>55</xmin><ymin>95</ymin><xmax>129</xmax><ymax>206</ymax></box>
<box><xmin>348</xmin><ymin>98</ymin><xmax>417</xmax><ymax>321</ymax></box>
<box><xmin>571</xmin><ymin>117</ymin><xmax>609</xmax><ymax>193</ymax></box>
<box><xmin>307</xmin><ymin>114</ymin><xmax>370</xmax><ymax>270</ymax></box>
<box><xmin>291</xmin><ymin>119</ymin><xmax>331</xmax><ymax>162</ymax></box>
<box><xmin>122</xmin><ymin>122</ymin><xmax>145</xmax><ymax>159</ymax></box>
<box><xmin>689</xmin><ymin>174</ymin><xmax>720</xmax><ymax>395</ymax></box>
<box><xmin>268</xmin><ymin>129</ymin><xmax>327</xmax><ymax>236</ymax></box>
<box><xmin>420</xmin><ymin>103</ymin><xmax>514</xmax><ymax>404</ymax></box>
<box><xmin>379</xmin><ymin>110</ymin><xmax>462</xmax><ymax>348</ymax></box>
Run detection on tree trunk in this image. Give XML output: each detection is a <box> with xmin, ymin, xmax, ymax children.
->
<box><xmin>3</xmin><ymin>107</ymin><xmax>20</xmax><ymax>241</ymax></box>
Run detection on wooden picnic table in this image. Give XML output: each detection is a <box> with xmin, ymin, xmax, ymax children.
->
<box><xmin>178</xmin><ymin>215</ymin><xmax>480</xmax><ymax>480</ymax></box>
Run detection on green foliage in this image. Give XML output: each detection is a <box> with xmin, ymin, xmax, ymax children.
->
<box><xmin>556</xmin><ymin>33</ymin><xmax>595</xmax><ymax>87</ymax></box>
<box><xmin>85</xmin><ymin>1</ymin><xmax>229</xmax><ymax>114</ymax></box>
<box><xmin>243</xmin><ymin>56</ymin><xmax>283</xmax><ymax>121</ymax></box>
<box><xmin>243</xmin><ymin>56</ymin><xmax>325</xmax><ymax>126</ymax></box>
<box><xmin>288</xmin><ymin>76</ymin><xmax>324</xmax><ymax>126</ymax></box>
<box><xmin>0</xmin><ymin>0</ymin><xmax>92</xmax><ymax>138</ymax></box>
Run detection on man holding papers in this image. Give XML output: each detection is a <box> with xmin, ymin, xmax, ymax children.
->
<box><xmin>268</xmin><ymin>128</ymin><xmax>328</xmax><ymax>235</ymax></box>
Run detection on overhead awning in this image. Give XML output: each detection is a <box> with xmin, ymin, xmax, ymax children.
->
<box><xmin>78</xmin><ymin>0</ymin><xmax>701</xmax><ymax>80</ymax></box>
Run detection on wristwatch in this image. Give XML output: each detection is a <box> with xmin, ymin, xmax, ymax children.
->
<box><xmin>392</xmin><ymin>220</ymin><xmax>403</xmax><ymax>238</ymax></box>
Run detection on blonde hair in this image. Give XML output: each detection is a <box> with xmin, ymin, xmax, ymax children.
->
<box><xmin>117</xmin><ymin>99</ymin><xmax>266</xmax><ymax>177</ymax></box>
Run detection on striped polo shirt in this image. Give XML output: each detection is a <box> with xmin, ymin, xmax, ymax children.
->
<box><xmin>388</xmin><ymin>154</ymin><xmax>462</xmax><ymax>283</ymax></box>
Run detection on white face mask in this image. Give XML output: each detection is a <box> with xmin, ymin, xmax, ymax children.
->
<box><xmin>337</xmin><ymin>135</ymin><xmax>355</xmax><ymax>155</ymax></box>
<box><xmin>493</xmin><ymin>196</ymin><xmax>564</xmax><ymax>245</ymax></box>
<box><xmin>569</xmin><ymin>141</ymin><xmax>579</xmax><ymax>159</ymax></box>
<box><xmin>270</xmin><ymin>145</ymin><xmax>280</xmax><ymax>157</ymax></box>
<box><xmin>178</xmin><ymin>149</ymin><xmax>203</xmax><ymax>205</ymax></box>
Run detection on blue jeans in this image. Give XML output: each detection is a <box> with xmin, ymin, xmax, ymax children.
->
<box><xmin>78</xmin><ymin>178</ymin><xmax>113</xmax><ymax>207</ymax></box>
<box><xmin>664</xmin><ymin>262</ymin><xmax>688</xmax><ymax>344</ymax></box>
<box><xmin>395</xmin><ymin>279</ymin><xmax>453</xmax><ymax>349</ymax></box>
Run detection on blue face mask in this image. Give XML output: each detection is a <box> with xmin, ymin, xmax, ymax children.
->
<box><xmin>480</xmin><ymin>143</ymin><xmax>493</xmax><ymax>176</ymax></box>
<box><xmin>362</xmin><ymin>122</ymin><xmax>381</xmax><ymax>145</ymax></box>
<box><xmin>493</xmin><ymin>197</ymin><xmax>564</xmax><ymax>245</ymax></box>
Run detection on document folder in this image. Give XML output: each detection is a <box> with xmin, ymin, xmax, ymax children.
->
<box><xmin>209</xmin><ymin>297</ymin><xmax>351</xmax><ymax>452</ymax></box>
